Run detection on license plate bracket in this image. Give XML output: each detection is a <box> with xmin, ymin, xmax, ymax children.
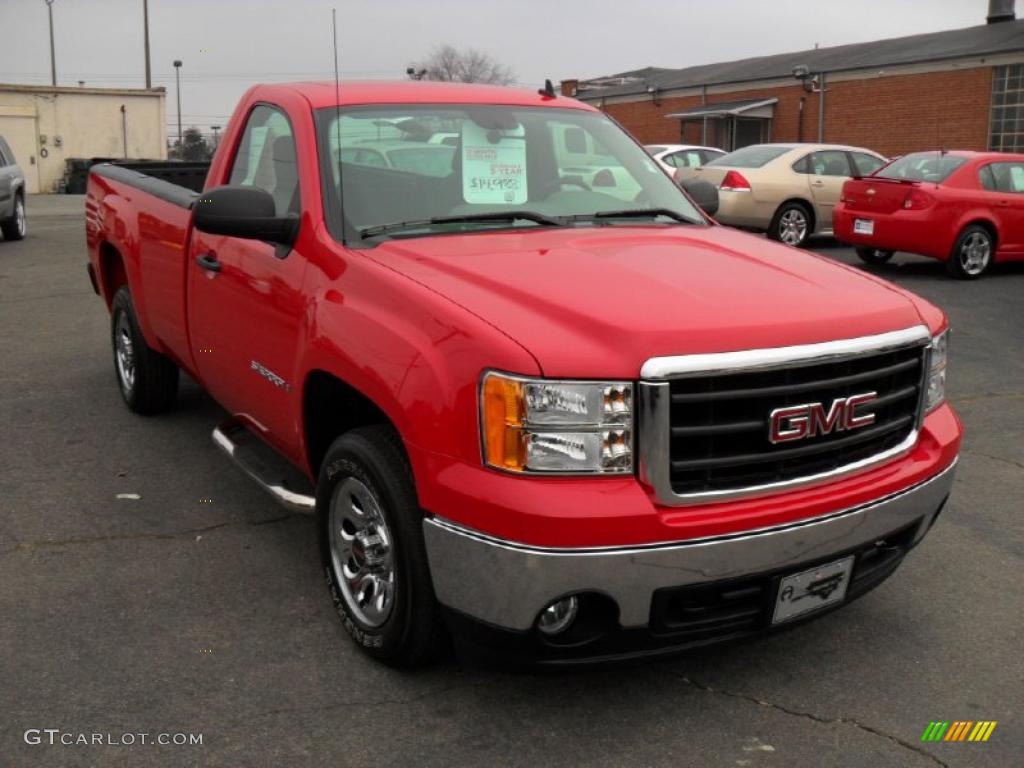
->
<box><xmin>854</xmin><ymin>218</ymin><xmax>874</xmax><ymax>235</ymax></box>
<box><xmin>772</xmin><ymin>556</ymin><xmax>855</xmax><ymax>625</ymax></box>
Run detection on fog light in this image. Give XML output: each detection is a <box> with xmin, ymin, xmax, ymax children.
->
<box><xmin>537</xmin><ymin>596</ymin><xmax>579</xmax><ymax>635</ymax></box>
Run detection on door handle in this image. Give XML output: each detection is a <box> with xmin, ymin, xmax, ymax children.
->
<box><xmin>811</xmin><ymin>180</ymin><xmax>826</xmax><ymax>188</ymax></box>
<box><xmin>195</xmin><ymin>253</ymin><xmax>221</xmax><ymax>273</ymax></box>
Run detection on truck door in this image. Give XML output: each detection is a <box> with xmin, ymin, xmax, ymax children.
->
<box><xmin>805</xmin><ymin>150</ymin><xmax>854</xmax><ymax>231</ymax></box>
<box><xmin>187</xmin><ymin>104</ymin><xmax>308</xmax><ymax>452</ymax></box>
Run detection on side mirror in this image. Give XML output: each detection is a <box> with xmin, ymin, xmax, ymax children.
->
<box><xmin>679</xmin><ymin>178</ymin><xmax>719</xmax><ymax>217</ymax></box>
<box><xmin>193</xmin><ymin>185</ymin><xmax>298</xmax><ymax>245</ymax></box>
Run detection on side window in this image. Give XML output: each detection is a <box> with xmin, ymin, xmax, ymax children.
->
<box><xmin>792</xmin><ymin>155</ymin><xmax>811</xmax><ymax>174</ymax></box>
<box><xmin>809</xmin><ymin>150</ymin><xmax>852</xmax><ymax>177</ymax></box>
<box><xmin>851</xmin><ymin>152</ymin><xmax>884</xmax><ymax>176</ymax></box>
<box><xmin>990</xmin><ymin>162</ymin><xmax>1024</xmax><ymax>193</ymax></box>
<box><xmin>669</xmin><ymin>150</ymin><xmax>703</xmax><ymax>168</ymax></box>
<box><xmin>701</xmin><ymin>150</ymin><xmax>725</xmax><ymax>165</ymax></box>
<box><xmin>228</xmin><ymin>105</ymin><xmax>299</xmax><ymax>216</ymax></box>
<box><xmin>979</xmin><ymin>165</ymin><xmax>997</xmax><ymax>191</ymax></box>
<box><xmin>564</xmin><ymin>126</ymin><xmax>588</xmax><ymax>154</ymax></box>
<box><xmin>0</xmin><ymin>138</ymin><xmax>11</xmax><ymax>165</ymax></box>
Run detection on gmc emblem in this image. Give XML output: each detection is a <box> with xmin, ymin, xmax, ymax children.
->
<box><xmin>769</xmin><ymin>392</ymin><xmax>878</xmax><ymax>444</ymax></box>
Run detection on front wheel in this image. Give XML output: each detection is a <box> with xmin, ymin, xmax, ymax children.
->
<box><xmin>110</xmin><ymin>286</ymin><xmax>179</xmax><ymax>413</ymax></box>
<box><xmin>1</xmin><ymin>194</ymin><xmax>26</xmax><ymax>241</ymax></box>
<box><xmin>855</xmin><ymin>247</ymin><xmax>894</xmax><ymax>265</ymax></box>
<box><xmin>946</xmin><ymin>225</ymin><xmax>993</xmax><ymax>279</ymax></box>
<box><xmin>768</xmin><ymin>202</ymin><xmax>812</xmax><ymax>247</ymax></box>
<box><xmin>318</xmin><ymin>425</ymin><xmax>444</xmax><ymax>666</ymax></box>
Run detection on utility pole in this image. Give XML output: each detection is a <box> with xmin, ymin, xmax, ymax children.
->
<box><xmin>45</xmin><ymin>0</ymin><xmax>57</xmax><ymax>86</ymax></box>
<box><xmin>173</xmin><ymin>59</ymin><xmax>183</xmax><ymax>153</ymax></box>
<box><xmin>143</xmin><ymin>0</ymin><xmax>152</xmax><ymax>89</ymax></box>
<box><xmin>211</xmin><ymin>125</ymin><xmax>221</xmax><ymax>150</ymax></box>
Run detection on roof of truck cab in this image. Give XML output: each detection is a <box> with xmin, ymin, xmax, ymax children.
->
<box><xmin>262</xmin><ymin>80</ymin><xmax>597</xmax><ymax>110</ymax></box>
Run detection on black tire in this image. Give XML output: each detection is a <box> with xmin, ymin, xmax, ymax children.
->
<box><xmin>946</xmin><ymin>224</ymin><xmax>994</xmax><ymax>280</ymax></box>
<box><xmin>317</xmin><ymin>425</ymin><xmax>444</xmax><ymax>667</ymax></box>
<box><xmin>1</xmin><ymin>193</ymin><xmax>26</xmax><ymax>241</ymax></box>
<box><xmin>110</xmin><ymin>286</ymin><xmax>179</xmax><ymax>413</ymax></box>
<box><xmin>768</xmin><ymin>201</ymin><xmax>813</xmax><ymax>247</ymax></box>
<box><xmin>855</xmin><ymin>246</ymin><xmax>894</xmax><ymax>265</ymax></box>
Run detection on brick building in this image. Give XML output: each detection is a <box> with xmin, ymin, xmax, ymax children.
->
<box><xmin>561</xmin><ymin>2</ymin><xmax>1024</xmax><ymax>158</ymax></box>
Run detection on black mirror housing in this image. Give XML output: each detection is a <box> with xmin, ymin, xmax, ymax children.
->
<box><xmin>193</xmin><ymin>185</ymin><xmax>298</xmax><ymax>245</ymax></box>
<box><xmin>679</xmin><ymin>178</ymin><xmax>719</xmax><ymax>217</ymax></box>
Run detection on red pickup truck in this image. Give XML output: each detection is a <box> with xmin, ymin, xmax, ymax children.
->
<box><xmin>86</xmin><ymin>81</ymin><xmax>961</xmax><ymax>666</ymax></box>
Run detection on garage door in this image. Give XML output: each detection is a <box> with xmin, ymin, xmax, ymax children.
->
<box><xmin>0</xmin><ymin>114</ymin><xmax>41</xmax><ymax>193</ymax></box>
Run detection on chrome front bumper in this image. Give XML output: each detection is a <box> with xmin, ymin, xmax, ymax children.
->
<box><xmin>423</xmin><ymin>460</ymin><xmax>956</xmax><ymax>632</ymax></box>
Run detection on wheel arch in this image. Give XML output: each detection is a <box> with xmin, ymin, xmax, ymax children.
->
<box><xmin>98</xmin><ymin>241</ymin><xmax>129</xmax><ymax>308</ymax></box>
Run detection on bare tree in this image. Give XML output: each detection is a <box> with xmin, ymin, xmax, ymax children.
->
<box><xmin>408</xmin><ymin>44</ymin><xmax>515</xmax><ymax>85</ymax></box>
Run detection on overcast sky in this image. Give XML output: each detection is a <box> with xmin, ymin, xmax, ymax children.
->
<box><xmin>0</xmin><ymin>0</ymin><xmax>1010</xmax><ymax>137</ymax></box>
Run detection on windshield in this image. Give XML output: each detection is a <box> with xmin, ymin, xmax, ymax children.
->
<box><xmin>316</xmin><ymin>105</ymin><xmax>704</xmax><ymax>243</ymax></box>
<box><xmin>875</xmin><ymin>152</ymin><xmax>967</xmax><ymax>183</ymax></box>
<box><xmin>706</xmin><ymin>145</ymin><xmax>789</xmax><ymax>168</ymax></box>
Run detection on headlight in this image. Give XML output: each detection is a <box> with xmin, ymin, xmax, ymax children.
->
<box><xmin>924</xmin><ymin>329</ymin><xmax>948</xmax><ymax>413</ymax></box>
<box><xmin>480</xmin><ymin>372</ymin><xmax>633</xmax><ymax>474</ymax></box>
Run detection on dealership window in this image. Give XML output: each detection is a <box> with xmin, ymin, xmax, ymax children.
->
<box><xmin>990</xmin><ymin>64</ymin><xmax>1023</xmax><ymax>153</ymax></box>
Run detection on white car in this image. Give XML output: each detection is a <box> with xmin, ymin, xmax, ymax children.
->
<box><xmin>645</xmin><ymin>144</ymin><xmax>726</xmax><ymax>174</ymax></box>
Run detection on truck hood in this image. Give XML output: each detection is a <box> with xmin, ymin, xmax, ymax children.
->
<box><xmin>369</xmin><ymin>225</ymin><xmax>926</xmax><ymax>378</ymax></box>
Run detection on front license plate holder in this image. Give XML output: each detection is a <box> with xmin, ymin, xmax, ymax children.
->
<box><xmin>772</xmin><ymin>556</ymin><xmax>855</xmax><ymax>625</ymax></box>
<box><xmin>854</xmin><ymin>218</ymin><xmax>874</xmax><ymax>235</ymax></box>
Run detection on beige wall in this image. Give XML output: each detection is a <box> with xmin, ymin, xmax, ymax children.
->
<box><xmin>0</xmin><ymin>85</ymin><xmax>167</xmax><ymax>193</ymax></box>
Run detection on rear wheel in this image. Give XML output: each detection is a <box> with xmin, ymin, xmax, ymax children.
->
<box><xmin>855</xmin><ymin>247</ymin><xmax>894</xmax><ymax>265</ymax></box>
<box><xmin>946</xmin><ymin>225</ymin><xmax>993</xmax><ymax>279</ymax></box>
<box><xmin>318</xmin><ymin>425</ymin><xmax>444</xmax><ymax>666</ymax></box>
<box><xmin>111</xmin><ymin>286</ymin><xmax>179</xmax><ymax>413</ymax></box>
<box><xmin>1</xmin><ymin>194</ymin><xmax>26</xmax><ymax>241</ymax></box>
<box><xmin>768</xmin><ymin>202</ymin><xmax>812</xmax><ymax>247</ymax></box>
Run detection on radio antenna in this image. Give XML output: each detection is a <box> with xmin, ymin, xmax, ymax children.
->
<box><xmin>332</xmin><ymin>8</ymin><xmax>346</xmax><ymax>243</ymax></box>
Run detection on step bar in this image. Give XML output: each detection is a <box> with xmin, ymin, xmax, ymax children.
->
<box><xmin>212</xmin><ymin>419</ymin><xmax>316</xmax><ymax>513</ymax></box>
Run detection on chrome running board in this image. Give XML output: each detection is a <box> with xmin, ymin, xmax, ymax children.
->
<box><xmin>212</xmin><ymin>418</ymin><xmax>316</xmax><ymax>513</ymax></box>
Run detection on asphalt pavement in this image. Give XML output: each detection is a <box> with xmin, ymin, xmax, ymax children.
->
<box><xmin>1</xmin><ymin>195</ymin><xmax>1021</xmax><ymax>768</ymax></box>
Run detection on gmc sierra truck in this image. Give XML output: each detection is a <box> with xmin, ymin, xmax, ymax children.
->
<box><xmin>86</xmin><ymin>81</ymin><xmax>961</xmax><ymax>666</ymax></box>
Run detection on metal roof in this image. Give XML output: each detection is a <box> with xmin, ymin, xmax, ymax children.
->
<box><xmin>666</xmin><ymin>98</ymin><xmax>778</xmax><ymax>118</ymax></box>
<box><xmin>574</xmin><ymin>19</ymin><xmax>1024</xmax><ymax>100</ymax></box>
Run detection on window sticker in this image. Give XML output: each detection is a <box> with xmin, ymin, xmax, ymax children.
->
<box><xmin>462</xmin><ymin>121</ymin><xmax>527</xmax><ymax>204</ymax></box>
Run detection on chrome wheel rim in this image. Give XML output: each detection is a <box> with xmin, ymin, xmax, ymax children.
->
<box><xmin>778</xmin><ymin>209</ymin><xmax>807</xmax><ymax>245</ymax></box>
<box><xmin>959</xmin><ymin>231</ymin><xmax>990</xmax><ymax>275</ymax></box>
<box><xmin>15</xmin><ymin>199</ymin><xmax>25</xmax><ymax>237</ymax></box>
<box><xmin>329</xmin><ymin>477</ymin><xmax>396</xmax><ymax>628</ymax></box>
<box><xmin>114</xmin><ymin>311</ymin><xmax>135</xmax><ymax>394</ymax></box>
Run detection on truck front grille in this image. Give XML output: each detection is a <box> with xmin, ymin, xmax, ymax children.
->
<box><xmin>664</xmin><ymin>344</ymin><xmax>926</xmax><ymax>497</ymax></box>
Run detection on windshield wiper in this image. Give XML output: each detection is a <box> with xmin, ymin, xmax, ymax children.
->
<box><xmin>360</xmin><ymin>211</ymin><xmax>563</xmax><ymax>239</ymax></box>
<box><xmin>567</xmin><ymin>208</ymin><xmax>696</xmax><ymax>224</ymax></box>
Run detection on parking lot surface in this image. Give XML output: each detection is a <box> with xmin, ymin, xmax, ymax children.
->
<box><xmin>1</xmin><ymin>196</ymin><xmax>1021</xmax><ymax>767</ymax></box>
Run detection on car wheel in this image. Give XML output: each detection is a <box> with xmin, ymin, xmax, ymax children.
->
<box><xmin>1</xmin><ymin>194</ymin><xmax>26</xmax><ymax>241</ymax></box>
<box><xmin>855</xmin><ymin>247</ymin><xmax>894</xmax><ymax>265</ymax></box>
<box><xmin>946</xmin><ymin>225</ymin><xmax>993</xmax><ymax>279</ymax></box>
<box><xmin>318</xmin><ymin>425</ymin><xmax>444</xmax><ymax>667</ymax></box>
<box><xmin>110</xmin><ymin>286</ymin><xmax>179</xmax><ymax>413</ymax></box>
<box><xmin>769</xmin><ymin>202</ymin><xmax>812</xmax><ymax>247</ymax></box>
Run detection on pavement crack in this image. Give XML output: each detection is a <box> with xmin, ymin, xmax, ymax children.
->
<box><xmin>0</xmin><ymin>513</ymin><xmax>302</xmax><ymax>555</ymax></box>
<box><xmin>961</xmin><ymin>447</ymin><xmax>1024</xmax><ymax>472</ymax></box>
<box><xmin>672</xmin><ymin>673</ymin><xmax>949</xmax><ymax>768</ymax></box>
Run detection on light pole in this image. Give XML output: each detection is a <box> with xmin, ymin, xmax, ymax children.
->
<box><xmin>44</xmin><ymin>0</ymin><xmax>57</xmax><ymax>86</ymax></box>
<box><xmin>211</xmin><ymin>125</ymin><xmax>221</xmax><ymax>150</ymax></box>
<box><xmin>143</xmin><ymin>0</ymin><xmax>151</xmax><ymax>89</ymax></box>
<box><xmin>173</xmin><ymin>60</ymin><xmax>183</xmax><ymax>154</ymax></box>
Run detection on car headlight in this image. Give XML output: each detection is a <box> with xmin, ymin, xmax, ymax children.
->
<box><xmin>924</xmin><ymin>329</ymin><xmax>948</xmax><ymax>413</ymax></box>
<box><xmin>480</xmin><ymin>372</ymin><xmax>633</xmax><ymax>474</ymax></box>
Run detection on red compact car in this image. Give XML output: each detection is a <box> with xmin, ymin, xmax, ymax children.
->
<box><xmin>835</xmin><ymin>151</ymin><xmax>1024</xmax><ymax>279</ymax></box>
